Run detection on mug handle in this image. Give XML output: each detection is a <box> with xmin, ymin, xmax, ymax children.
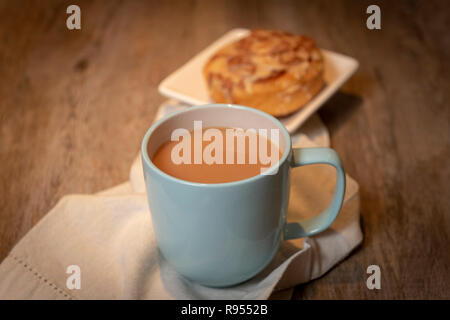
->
<box><xmin>284</xmin><ymin>148</ymin><xmax>346</xmax><ymax>240</ymax></box>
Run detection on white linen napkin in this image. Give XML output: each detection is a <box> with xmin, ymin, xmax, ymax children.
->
<box><xmin>0</xmin><ymin>100</ymin><xmax>362</xmax><ymax>299</ymax></box>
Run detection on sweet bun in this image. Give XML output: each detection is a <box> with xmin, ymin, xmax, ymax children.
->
<box><xmin>203</xmin><ymin>30</ymin><xmax>325</xmax><ymax>117</ymax></box>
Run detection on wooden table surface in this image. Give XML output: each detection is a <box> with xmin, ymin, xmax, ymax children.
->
<box><xmin>0</xmin><ymin>0</ymin><xmax>449</xmax><ymax>299</ymax></box>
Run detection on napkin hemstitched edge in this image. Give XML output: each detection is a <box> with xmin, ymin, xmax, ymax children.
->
<box><xmin>7</xmin><ymin>254</ymin><xmax>75</xmax><ymax>300</ymax></box>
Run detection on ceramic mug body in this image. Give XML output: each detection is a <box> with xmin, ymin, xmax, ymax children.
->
<box><xmin>141</xmin><ymin>104</ymin><xmax>345</xmax><ymax>287</ymax></box>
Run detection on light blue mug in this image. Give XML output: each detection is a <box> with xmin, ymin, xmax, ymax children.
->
<box><xmin>141</xmin><ymin>104</ymin><xmax>345</xmax><ymax>287</ymax></box>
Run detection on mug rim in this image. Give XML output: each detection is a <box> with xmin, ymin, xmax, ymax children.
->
<box><xmin>141</xmin><ymin>104</ymin><xmax>292</xmax><ymax>187</ymax></box>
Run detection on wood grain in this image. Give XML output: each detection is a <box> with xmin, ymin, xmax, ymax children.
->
<box><xmin>0</xmin><ymin>0</ymin><xmax>449</xmax><ymax>299</ymax></box>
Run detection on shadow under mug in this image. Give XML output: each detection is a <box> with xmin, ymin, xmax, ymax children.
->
<box><xmin>141</xmin><ymin>104</ymin><xmax>345</xmax><ymax>287</ymax></box>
